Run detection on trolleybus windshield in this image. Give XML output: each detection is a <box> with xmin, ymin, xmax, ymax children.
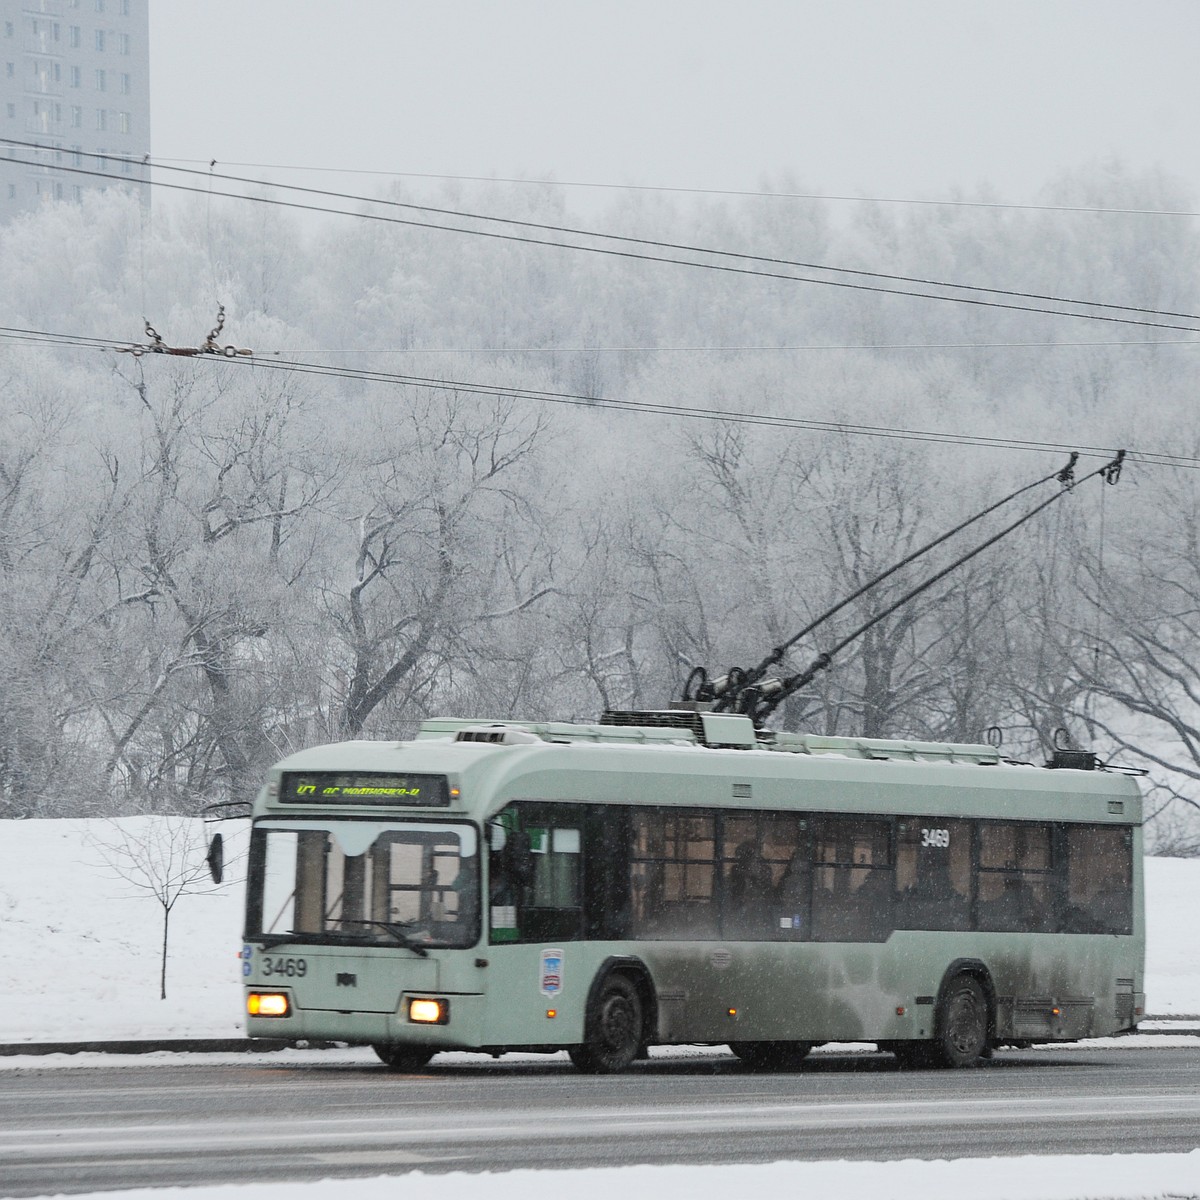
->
<box><xmin>247</xmin><ymin>821</ymin><xmax>479</xmax><ymax>950</ymax></box>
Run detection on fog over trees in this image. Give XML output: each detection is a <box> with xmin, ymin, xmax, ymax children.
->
<box><xmin>2</xmin><ymin>161</ymin><xmax>1198</xmax><ymax>850</ymax></box>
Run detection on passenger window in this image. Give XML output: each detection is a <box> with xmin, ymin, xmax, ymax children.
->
<box><xmin>629</xmin><ymin>810</ymin><xmax>718</xmax><ymax>939</ymax></box>
<box><xmin>895</xmin><ymin>819</ymin><xmax>971</xmax><ymax>931</ymax></box>
<box><xmin>1064</xmin><ymin>825</ymin><xmax>1132</xmax><ymax>934</ymax></box>
<box><xmin>721</xmin><ymin>813</ymin><xmax>807</xmax><ymax>940</ymax></box>
<box><xmin>528</xmin><ymin>825</ymin><xmax>581</xmax><ymax>909</ymax></box>
<box><xmin>810</xmin><ymin>816</ymin><xmax>892</xmax><ymax>942</ymax></box>
<box><xmin>977</xmin><ymin>821</ymin><xmax>1055</xmax><ymax>932</ymax></box>
<box><xmin>489</xmin><ymin>806</ymin><xmax>583</xmax><ymax>943</ymax></box>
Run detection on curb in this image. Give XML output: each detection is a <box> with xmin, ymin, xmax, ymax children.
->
<box><xmin>2</xmin><ymin>1025</ymin><xmax>1197</xmax><ymax>1058</ymax></box>
<box><xmin>0</xmin><ymin>1039</ymin><xmax>340</xmax><ymax>1057</ymax></box>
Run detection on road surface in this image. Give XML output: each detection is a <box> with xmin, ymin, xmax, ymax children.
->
<box><xmin>3</xmin><ymin>1045</ymin><xmax>1199</xmax><ymax>1196</ymax></box>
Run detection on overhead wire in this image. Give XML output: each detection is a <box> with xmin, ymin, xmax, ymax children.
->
<box><xmin>150</xmin><ymin>155</ymin><xmax>1200</xmax><ymax>219</ymax></box>
<box><xmin>4</xmin><ymin>140</ymin><xmax>1200</xmax><ymax>334</ymax></box>
<box><xmin>3</xmin><ymin>144</ymin><xmax>1198</xmax><ymax>471</ymax></box>
<box><xmin>5</xmin><ymin>320</ymin><xmax>1196</xmax><ymax>472</ymax></box>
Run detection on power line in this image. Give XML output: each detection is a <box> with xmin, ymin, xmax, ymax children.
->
<box><xmin>8</xmin><ymin>322</ymin><xmax>1192</xmax><ymax>471</ymax></box>
<box><xmin>5</xmin><ymin>328</ymin><xmax>1199</xmax><ymax>355</ymax></box>
<box><xmin>104</xmin><ymin>151</ymin><xmax>1200</xmax><ymax>323</ymax></box>
<box><xmin>231</xmin><ymin>338</ymin><xmax>1200</xmax><ymax>355</ymax></box>
<box><xmin>5</xmin><ymin>141</ymin><xmax>1200</xmax><ymax>335</ymax></box>
<box><xmin>2</xmin><ymin>321</ymin><xmax>1195</xmax><ymax>470</ymax></box>
<box><xmin>151</xmin><ymin>155</ymin><xmax>1200</xmax><ymax>220</ymax></box>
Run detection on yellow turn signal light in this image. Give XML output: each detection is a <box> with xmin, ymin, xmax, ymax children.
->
<box><xmin>247</xmin><ymin>992</ymin><xmax>290</xmax><ymax>1018</ymax></box>
<box><xmin>408</xmin><ymin>997</ymin><xmax>450</xmax><ymax>1025</ymax></box>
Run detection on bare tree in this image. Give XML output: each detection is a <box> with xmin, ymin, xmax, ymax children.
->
<box><xmin>327</xmin><ymin>391</ymin><xmax>549</xmax><ymax>736</ymax></box>
<box><xmin>104</xmin><ymin>361</ymin><xmax>335</xmax><ymax>809</ymax></box>
<box><xmin>88</xmin><ymin>817</ymin><xmax>222</xmax><ymax>999</ymax></box>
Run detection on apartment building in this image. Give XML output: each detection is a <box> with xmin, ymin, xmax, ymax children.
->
<box><xmin>0</xmin><ymin>0</ymin><xmax>149</xmax><ymax>220</ymax></box>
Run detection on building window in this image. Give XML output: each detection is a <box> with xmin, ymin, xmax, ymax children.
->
<box><xmin>5</xmin><ymin>103</ymin><xmax>14</xmax><ymax>118</ymax></box>
<box><xmin>95</xmin><ymin>0</ymin><xmax>105</xmax><ymax>11</ymax></box>
<box><xmin>95</xmin><ymin>29</ymin><xmax>105</xmax><ymax>51</ymax></box>
<box><xmin>121</xmin><ymin>0</ymin><xmax>129</xmax><ymax>13</ymax></box>
<box><xmin>3</xmin><ymin>22</ymin><xmax>12</xmax><ymax>37</ymax></box>
<box><xmin>119</xmin><ymin>72</ymin><xmax>129</xmax><ymax>94</ymax></box>
<box><xmin>95</xmin><ymin>108</ymin><xmax>106</xmax><ymax>130</ymax></box>
<box><xmin>73</xmin><ymin>185</ymin><xmax>82</xmax><ymax>201</ymax></box>
<box><xmin>95</xmin><ymin>68</ymin><xmax>105</xmax><ymax>90</ymax></box>
<box><xmin>119</xmin><ymin>32</ymin><xmax>130</xmax><ymax>54</ymax></box>
<box><xmin>7</xmin><ymin>184</ymin><xmax>16</xmax><ymax>199</ymax></box>
<box><xmin>5</xmin><ymin>62</ymin><xmax>13</xmax><ymax>77</ymax></box>
<box><xmin>52</xmin><ymin>62</ymin><xmax>60</xmax><ymax>81</ymax></box>
<box><xmin>118</xmin><ymin>111</ymin><xmax>129</xmax><ymax>134</ymax></box>
<box><xmin>69</xmin><ymin>25</ymin><xmax>80</xmax><ymax>46</ymax></box>
<box><xmin>70</xmin><ymin>65</ymin><xmax>80</xmax><ymax>87</ymax></box>
<box><xmin>70</xmin><ymin>105</ymin><xmax>81</xmax><ymax>126</ymax></box>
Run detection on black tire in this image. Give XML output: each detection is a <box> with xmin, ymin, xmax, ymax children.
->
<box><xmin>729</xmin><ymin>1040</ymin><xmax>812</xmax><ymax>1071</ymax></box>
<box><xmin>372</xmin><ymin>1043</ymin><xmax>436</xmax><ymax>1071</ymax></box>
<box><xmin>569</xmin><ymin>974</ymin><xmax>644</xmax><ymax>1073</ymax></box>
<box><xmin>931</xmin><ymin>974</ymin><xmax>989</xmax><ymax>1067</ymax></box>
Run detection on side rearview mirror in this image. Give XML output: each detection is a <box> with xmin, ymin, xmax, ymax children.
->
<box><xmin>206</xmin><ymin>832</ymin><xmax>224</xmax><ymax>885</ymax></box>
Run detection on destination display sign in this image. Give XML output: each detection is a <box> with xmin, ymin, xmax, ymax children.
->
<box><xmin>279</xmin><ymin>771</ymin><xmax>451</xmax><ymax>807</ymax></box>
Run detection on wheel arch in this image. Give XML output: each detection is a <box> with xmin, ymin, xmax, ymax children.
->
<box><xmin>937</xmin><ymin>957</ymin><xmax>997</xmax><ymax>1040</ymax></box>
<box><xmin>583</xmin><ymin>955</ymin><xmax>658</xmax><ymax>1045</ymax></box>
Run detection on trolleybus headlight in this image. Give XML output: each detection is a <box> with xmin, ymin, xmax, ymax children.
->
<box><xmin>247</xmin><ymin>992</ymin><xmax>290</xmax><ymax>1018</ymax></box>
<box><xmin>408</xmin><ymin>998</ymin><xmax>450</xmax><ymax>1025</ymax></box>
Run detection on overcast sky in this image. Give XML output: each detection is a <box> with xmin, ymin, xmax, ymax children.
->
<box><xmin>148</xmin><ymin>0</ymin><xmax>1200</xmax><ymax>211</ymax></box>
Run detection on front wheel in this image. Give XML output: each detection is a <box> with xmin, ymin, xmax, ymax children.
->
<box><xmin>569</xmin><ymin>974</ymin><xmax>644</xmax><ymax>1073</ymax></box>
<box><xmin>932</xmin><ymin>974</ymin><xmax>989</xmax><ymax>1067</ymax></box>
<box><xmin>372</xmin><ymin>1043</ymin><xmax>435</xmax><ymax>1071</ymax></box>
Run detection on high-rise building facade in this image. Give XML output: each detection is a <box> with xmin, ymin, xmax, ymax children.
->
<box><xmin>0</xmin><ymin>0</ymin><xmax>149</xmax><ymax>221</ymax></box>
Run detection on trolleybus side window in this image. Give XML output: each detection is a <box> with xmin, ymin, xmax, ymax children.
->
<box><xmin>630</xmin><ymin>810</ymin><xmax>718</xmax><ymax>939</ymax></box>
<box><xmin>1064</xmin><ymin>825</ymin><xmax>1133</xmax><ymax>935</ymax></box>
<box><xmin>721</xmin><ymin>813</ymin><xmax>807</xmax><ymax>940</ymax></box>
<box><xmin>977</xmin><ymin>820</ymin><xmax>1055</xmax><ymax>933</ymax></box>
<box><xmin>810</xmin><ymin>816</ymin><xmax>892</xmax><ymax>942</ymax></box>
<box><xmin>488</xmin><ymin>804</ymin><xmax>584</xmax><ymax>943</ymax></box>
<box><xmin>583</xmin><ymin>805</ymin><xmax>633</xmax><ymax>940</ymax></box>
<box><xmin>895</xmin><ymin>818</ymin><xmax>972</xmax><ymax>931</ymax></box>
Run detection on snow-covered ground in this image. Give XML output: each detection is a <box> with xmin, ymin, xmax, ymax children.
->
<box><xmin>3</xmin><ymin>818</ymin><xmax>1200</xmax><ymax>1199</ymax></box>
<box><xmin>20</xmin><ymin>1154</ymin><xmax>1200</xmax><ymax>1200</ymax></box>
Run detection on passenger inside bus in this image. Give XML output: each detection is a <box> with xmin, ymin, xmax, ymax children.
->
<box><xmin>724</xmin><ymin>843</ymin><xmax>775</xmax><ymax>936</ymax></box>
<box><xmin>897</xmin><ymin>858</ymin><xmax>970</xmax><ymax>930</ymax></box>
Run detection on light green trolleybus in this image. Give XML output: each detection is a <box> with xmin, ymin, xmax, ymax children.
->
<box><xmin>241</xmin><ymin>709</ymin><xmax>1144</xmax><ymax>1072</ymax></box>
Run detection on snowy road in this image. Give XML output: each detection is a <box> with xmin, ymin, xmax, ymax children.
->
<box><xmin>3</xmin><ymin>1046</ymin><xmax>1200</xmax><ymax>1196</ymax></box>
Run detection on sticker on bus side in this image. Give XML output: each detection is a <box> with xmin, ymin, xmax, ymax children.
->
<box><xmin>540</xmin><ymin>948</ymin><xmax>564</xmax><ymax>997</ymax></box>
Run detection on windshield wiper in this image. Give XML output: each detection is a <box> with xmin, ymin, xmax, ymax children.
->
<box><xmin>257</xmin><ymin>934</ymin><xmax>299</xmax><ymax>950</ymax></box>
<box><xmin>335</xmin><ymin>918</ymin><xmax>431</xmax><ymax>956</ymax></box>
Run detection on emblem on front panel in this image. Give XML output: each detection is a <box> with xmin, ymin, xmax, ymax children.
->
<box><xmin>540</xmin><ymin>948</ymin><xmax>564</xmax><ymax>997</ymax></box>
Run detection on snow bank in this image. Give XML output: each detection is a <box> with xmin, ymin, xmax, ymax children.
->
<box><xmin>24</xmin><ymin>1152</ymin><xmax>1200</xmax><ymax>1200</ymax></box>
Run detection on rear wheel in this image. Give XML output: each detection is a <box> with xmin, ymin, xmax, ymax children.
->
<box><xmin>931</xmin><ymin>974</ymin><xmax>989</xmax><ymax>1067</ymax></box>
<box><xmin>372</xmin><ymin>1044</ymin><xmax>435</xmax><ymax>1071</ymax></box>
<box><xmin>729</xmin><ymin>1041</ymin><xmax>812</xmax><ymax>1071</ymax></box>
<box><xmin>569</xmin><ymin>974</ymin><xmax>644</xmax><ymax>1073</ymax></box>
